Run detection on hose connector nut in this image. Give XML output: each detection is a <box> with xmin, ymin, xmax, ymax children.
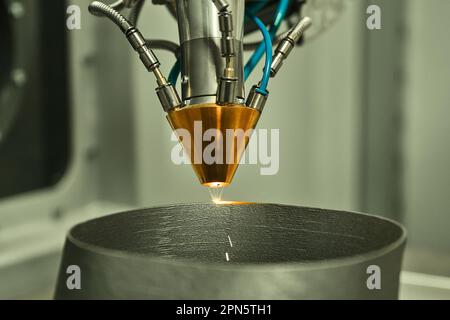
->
<box><xmin>127</xmin><ymin>28</ymin><xmax>160</xmax><ymax>71</ymax></box>
<box><xmin>216</xmin><ymin>77</ymin><xmax>238</xmax><ymax>106</ymax></box>
<box><xmin>271</xmin><ymin>38</ymin><xmax>294</xmax><ymax>77</ymax></box>
<box><xmin>157</xmin><ymin>84</ymin><xmax>183</xmax><ymax>112</ymax></box>
<box><xmin>271</xmin><ymin>17</ymin><xmax>312</xmax><ymax>77</ymax></box>
<box><xmin>246</xmin><ymin>85</ymin><xmax>268</xmax><ymax>112</ymax></box>
<box><xmin>219</xmin><ymin>11</ymin><xmax>235</xmax><ymax>56</ymax></box>
<box><xmin>212</xmin><ymin>0</ymin><xmax>229</xmax><ymax>12</ymax></box>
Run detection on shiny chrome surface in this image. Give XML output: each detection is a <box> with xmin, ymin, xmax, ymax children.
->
<box><xmin>176</xmin><ymin>0</ymin><xmax>244</xmax><ymax>44</ymax></box>
<box><xmin>180</xmin><ymin>38</ymin><xmax>245</xmax><ymax>105</ymax></box>
<box><xmin>176</xmin><ymin>0</ymin><xmax>245</xmax><ymax>104</ymax></box>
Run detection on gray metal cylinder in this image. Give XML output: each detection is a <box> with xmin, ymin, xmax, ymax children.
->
<box><xmin>55</xmin><ymin>204</ymin><xmax>406</xmax><ymax>300</ymax></box>
<box><xmin>176</xmin><ymin>0</ymin><xmax>245</xmax><ymax>104</ymax></box>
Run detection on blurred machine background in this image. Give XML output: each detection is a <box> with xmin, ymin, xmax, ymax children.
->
<box><xmin>0</xmin><ymin>0</ymin><xmax>449</xmax><ymax>299</ymax></box>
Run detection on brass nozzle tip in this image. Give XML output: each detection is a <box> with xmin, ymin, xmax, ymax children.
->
<box><xmin>167</xmin><ymin>103</ymin><xmax>261</xmax><ymax>188</ymax></box>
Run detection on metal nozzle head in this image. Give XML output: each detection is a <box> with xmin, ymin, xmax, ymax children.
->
<box><xmin>167</xmin><ymin>104</ymin><xmax>261</xmax><ymax>187</ymax></box>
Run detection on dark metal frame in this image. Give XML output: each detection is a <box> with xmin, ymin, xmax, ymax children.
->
<box><xmin>0</xmin><ymin>0</ymin><xmax>71</xmax><ymax>198</ymax></box>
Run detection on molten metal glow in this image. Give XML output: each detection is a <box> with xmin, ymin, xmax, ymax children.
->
<box><xmin>212</xmin><ymin>200</ymin><xmax>250</xmax><ymax>205</ymax></box>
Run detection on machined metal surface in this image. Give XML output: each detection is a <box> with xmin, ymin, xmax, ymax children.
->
<box><xmin>176</xmin><ymin>0</ymin><xmax>245</xmax><ymax>104</ymax></box>
<box><xmin>55</xmin><ymin>204</ymin><xmax>406</xmax><ymax>300</ymax></box>
<box><xmin>180</xmin><ymin>39</ymin><xmax>245</xmax><ymax>104</ymax></box>
<box><xmin>176</xmin><ymin>0</ymin><xmax>244</xmax><ymax>44</ymax></box>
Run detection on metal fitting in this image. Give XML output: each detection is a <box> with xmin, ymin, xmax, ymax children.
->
<box><xmin>156</xmin><ymin>84</ymin><xmax>183</xmax><ymax>112</ymax></box>
<box><xmin>217</xmin><ymin>77</ymin><xmax>238</xmax><ymax>106</ymax></box>
<box><xmin>271</xmin><ymin>40</ymin><xmax>294</xmax><ymax>77</ymax></box>
<box><xmin>212</xmin><ymin>0</ymin><xmax>229</xmax><ymax>12</ymax></box>
<box><xmin>88</xmin><ymin>1</ymin><xmax>182</xmax><ymax>112</ymax></box>
<box><xmin>126</xmin><ymin>28</ymin><xmax>160</xmax><ymax>71</ymax></box>
<box><xmin>211</xmin><ymin>0</ymin><xmax>238</xmax><ymax>104</ymax></box>
<box><xmin>271</xmin><ymin>17</ymin><xmax>312</xmax><ymax>77</ymax></box>
<box><xmin>246</xmin><ymin>86</ymin><xmax>268</xmax><ymax>112</ymax></box>
<box><xmin>219</xmin><ymin>11</ymin><xmax>235</xmax><ymax>57</ymax></box>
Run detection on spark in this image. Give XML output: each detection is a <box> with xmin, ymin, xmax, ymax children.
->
<box><xmin>227</xmin><ymin>235</ymin><xmax>233</xmax><ymax>248</ymax></box>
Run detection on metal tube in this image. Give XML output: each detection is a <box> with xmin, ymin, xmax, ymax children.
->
<box><xmin>176</xmin><ymin>0</ymin><xmax>245</xmax><ymax>105</ymax></box>
<box><xmin>88</xmin><ymin>1</ymin><xmax>132</xmax><ymax>32</ymax></box>
<box><xmin>88</xmin><ymin>1</ymin><xmax>182</xmax><ymax>112</ymax></box>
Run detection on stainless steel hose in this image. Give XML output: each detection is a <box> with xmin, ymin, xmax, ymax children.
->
<box><xmin>88</xmin><ymin>1</ymin><xmax>132</xmax><ymax>33</ymax></box>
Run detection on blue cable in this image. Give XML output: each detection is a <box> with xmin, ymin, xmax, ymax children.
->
<box><xmin>168</xmin><ymin>0</ymin><xmax>289</xmax><ymax>91</ymax></box>
<box><xmin>244</xmin><ymin>0</ymin><xmax>290</xmax><ymax>81</ymax></box>
<box><xmin>166</xmin><ymin>1</ymin><xmax>270</xmax><ymax>89</ymax></box>
<box><xmin>247</xmin><ymin>14</ymin><xmax>272</xmax><ymax>95</ymax></box>
<box><xmin>168</xmin><ymin>58</ymin><xmax>181</xmax><ymax>86</ymax></box>
<box><xmin>270</xmin><ymin>0</ymin><xmax>290</xmax><ymax>38</ymax></box>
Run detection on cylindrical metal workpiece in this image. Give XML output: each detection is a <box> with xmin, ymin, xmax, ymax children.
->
<box><xmin>55</xmin><ymin>204</ymin><xmax>406</xmax><ymax>300</ymax></box>
<box><xmin>176</xmin><ymin>0</ymin><xmax>245</xmax><ymax>105</ymax></box>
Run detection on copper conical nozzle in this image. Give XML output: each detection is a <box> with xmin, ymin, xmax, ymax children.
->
<box><xmin>167</xmin><ymin>104</ymin><xmax>261</xmax><ymax>188</ymax></box>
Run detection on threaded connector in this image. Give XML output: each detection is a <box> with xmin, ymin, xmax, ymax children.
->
<box><xmin>246</xmin><ymin>85</ymin><xmax>268</xmax><ymax>112</ymax></box>
<box><xmin>271</xmin><ymin>17</ymin><xmax>312</xmax><ymax>77</ymax></box>
<box><xmin>88</xmin><ymin>1</ymin><xmax>132</xmax><ymax>32</ymax></box>
<box><xmin>89</xmin><ymin>1</ymin><xmax>182</xmax><ymax>113</ymax></box>
<box><xmin>218</xmin><ymin>11</ymin><xmax>235</xmax><ymax>57</ymax></box>
<box><xmin>126</xmin><ymin>28</ymin><xmax>160</xmax><ymax>71</ymax></box>
<box><xmin>216</xmin><ymin>76</ymin><xmax>238</xmax><ymax>106</ymax></box>
<box><xmin>156</xmin><ymin>84</ymin><xmax>183</xmax><ymax>112</ymax></box>
<box><xmin>212</xmin><ymin>0</ymin><xmax>229</xmax><ymax>12</ymax></box>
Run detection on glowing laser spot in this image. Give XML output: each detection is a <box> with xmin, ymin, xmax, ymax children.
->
<box><xmin>209</xmin><ymin>186</ymin><xmax>224</xmax><ymax>204</ymax></box>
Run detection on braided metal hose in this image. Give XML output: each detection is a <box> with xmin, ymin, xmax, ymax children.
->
<box><xmin>88</xmin><ymin>1</ymin><xmax>182</xmax><ymax>111</ymax></box>
<box><xmin>88</xmin><ymin>1</ymin><xmax>132</xmax><ymax>33</ymax></box>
